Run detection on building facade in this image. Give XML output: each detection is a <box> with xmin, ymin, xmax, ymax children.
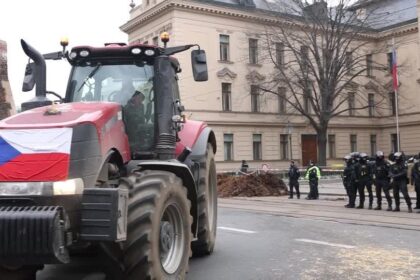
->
<box><xmin>0</xmin><ymin>40</ymin><xmax>15</xmax><ymax>119</ymax></box>
<box><xmin>121</xmin><ymin>0</ymin><xmax>420</xmax><ymax>171</ymax></box>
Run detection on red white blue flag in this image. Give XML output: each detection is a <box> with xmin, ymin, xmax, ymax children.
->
<box><xmin>0</xmin><ymin>128</ymin><xmax>72</xmax><ymax>181</ymax></box>
<box><xmin>392</xmin><ymin>48</ymin><xmax>398</xmax><ymax>91</ymax></box>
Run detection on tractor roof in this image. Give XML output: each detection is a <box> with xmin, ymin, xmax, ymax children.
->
<box><xmin>68</xmin><ymin>43</ymin><xmax>163</xmax><ymax>65</ymax></box>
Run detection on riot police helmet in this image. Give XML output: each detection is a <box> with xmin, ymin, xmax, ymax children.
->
<box><xmin>376</xmin><ymin>151</ymin><xmax>384</xmax><ymax>159</ymax></box>
<box><xmin>344</xmin><ymin>155</ymin><xmax>351</xmax><ymax>161</ymax></box>
<box><xmin>394</xmin><ymin>151</ymin><xmax>403</xmax><ymax>162</ymax></box>
<box><xmin>360</xmin><ymin>152</ymin><xmax>368</xmax><ymax>159</ymax></box>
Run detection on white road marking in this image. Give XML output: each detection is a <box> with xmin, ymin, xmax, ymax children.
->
<box><xmin>218</xmin><ymin>226</ymin><xmax>256</xmax><ymax>234</ymax></box>
<box><xmin>295</xmin><ymin>238</ymin><xmax>355</xmax><ymax>249</ymax></box>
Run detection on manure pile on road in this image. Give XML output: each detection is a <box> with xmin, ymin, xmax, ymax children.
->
<box><xmin>217</xmin><ymin>173</ymin><xmax>288</xmax><ymax>197</ymax></box>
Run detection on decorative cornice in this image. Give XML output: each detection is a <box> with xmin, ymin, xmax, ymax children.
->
<box><xmin>217</xmin><ymin>67</ymin><xmax>238</xmax><ymax>79</ymax></box>
<box><xmin>246</xmin><ymin>70</ymin><xmax>265</xmax><ymax>82</ymax></box>
<box><xmin>364</xmin><ymin>80</ymin><xmax>379</xmax><ymax>91</ymax></box>
<box><xmin>344</xmin><ymin>81</ymin><xmax>359</xmax><ymax>90</ymax></box>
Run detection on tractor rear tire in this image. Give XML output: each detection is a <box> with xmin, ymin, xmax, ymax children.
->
<box><xmin>192</xmin><ymin>143</ymin><xmax>218</xmax><ymax>257</ymax></box>
<box><xmin>122</xmin><ymin>170</ymin><xmax>192</xmax><ymax>280</ymax></box>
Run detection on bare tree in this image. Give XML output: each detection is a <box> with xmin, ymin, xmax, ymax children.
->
<box><xmin>257</xmin><ymin>0</ymin><xmax>394</xmax><ymax>165</ymax></box>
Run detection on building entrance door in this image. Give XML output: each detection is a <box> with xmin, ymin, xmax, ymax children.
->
<box><xmin>302</xmin><ymin>135</ymin><xmax>317</xmax><ymax>166</ymax></box>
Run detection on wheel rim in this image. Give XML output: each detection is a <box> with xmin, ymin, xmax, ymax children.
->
<box><xmin>160</xmin><ymin>203</ymin><xmax>185</xmax><ymax>274</ymax></box>
<box><xmin>207</xmin><ymin>159</ymin><xmax>217</xmax><ymax>233</ymax></box>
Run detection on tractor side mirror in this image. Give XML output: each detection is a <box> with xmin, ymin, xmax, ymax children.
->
<box><xmin>22</xmin><ymin>62</ymin><xmax>36</xmax><ymax>92</ymax></box>
<box><xmin>191</xmin><ymin>50</ymin><xmax>208</xmax><ymax>82</ymax></box>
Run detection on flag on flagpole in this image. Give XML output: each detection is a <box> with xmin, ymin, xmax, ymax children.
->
<box><xmin>392</xmin><ymin>48</ymin><xmax>398</xmax><ymax>91</ymax></box>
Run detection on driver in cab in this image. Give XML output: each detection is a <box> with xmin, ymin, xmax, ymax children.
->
<box><xmin>124</xmin><ymin>90</ymin><xmax>146</xmax><ymax>153</ymax></box>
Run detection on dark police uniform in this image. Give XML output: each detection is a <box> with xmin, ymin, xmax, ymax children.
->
<box><xmin>411</xmin><ymin>159</ymin><xmax>420</xmax><ymax>209</ymax></box>
<box><xmin>389</xmin><ymin>154</ymin><xmax>412</xmax><ymax>212</ymax></box>
<box><xmin>357</xmin><ymin>156</ymin><xmax>374</xmax><ymax>209</ymax></box>
<box><xmin>373</xmin><ymin>157</ymin><xmax>392</xmax><ymax>210</ymax></box>
<box><xmin>342</xmin><ymin>156</ymin><xmax>355</xmax><ymax>208</ymax></box>
<box><xmin>288</xmin><ymin>163</ymin><xmax>301</xmax><ymax>199</ymax></box>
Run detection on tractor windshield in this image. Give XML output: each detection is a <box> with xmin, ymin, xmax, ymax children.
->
<box><xmin>68</xmin><ymin>63</ymin><xmax>155</xmax><ymax>156</ymax></box>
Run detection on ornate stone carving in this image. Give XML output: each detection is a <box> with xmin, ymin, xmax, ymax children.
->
<box><xmin>246</xmin><ymin>70</ymin><xmax>265</xmax><ymax>82</ymax></box>
<box><xmin>217</xmin><ymin>67</ymin><xmax>237</xmax><ymax>79</ymax></box>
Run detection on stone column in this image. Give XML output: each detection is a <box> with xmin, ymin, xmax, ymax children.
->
<box><xmin>0</xmin><ymin>40</ymin><xmax>16</xmax><ymax>119</ymax></box>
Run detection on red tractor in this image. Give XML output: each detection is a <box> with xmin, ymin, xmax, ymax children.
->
<box><xmin>0</xmin><ymin>34</ymin><xmax>217</xmax><ymax>279</ymax></box>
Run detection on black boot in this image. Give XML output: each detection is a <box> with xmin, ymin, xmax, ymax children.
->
<box><xmin>408</xmin><ymin>205</ymin><xmax>413</xmax><ymax>213</ymax></box>
<box><xmin>288</xmin><ymin>196</ymin><xmax>293</xmax><ymax>199</ymax></box>
<box><xmin>368</xmin><ymin>203</ymin><xmax>373</xmax><ymax>210</ymax></box>
<box><xmin>393</xmin><ymin>206</ymin><xmax>400</xmax><ymax>212</ymax></box>
<box><xmin>356</xmin><ymin>204</ymin><xmax>364</xmax><ymax>209</ymax></box>
<box><xmin>386</xmin><ymin>206</ymin><xmax>392</xmax><ymax>211</ymax></box>
<box><xmin>374</xmin><ymin>205</ymin><xmax>382</xmax><ymax>210</ymax></box>
<box><xmin>345</xmin><ymin>204</ymin><xmax>355</xmax><ymax>208</ymax></box>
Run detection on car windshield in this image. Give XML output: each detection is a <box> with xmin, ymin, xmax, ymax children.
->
<box><xmin>68</xmin><ymin>63</ymin><xmax>155</xmax><ymax>156</ymax></box>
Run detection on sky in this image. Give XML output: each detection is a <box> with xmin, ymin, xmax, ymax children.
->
<box><xmin>0</xmin><ymin>0</ymin><xmax>355</xmax><ymax>108</ymax></box>
<box><xmin>0</xmin><ymin>0</ymin><xmax>134</xmax><ymax>108</ymax></box>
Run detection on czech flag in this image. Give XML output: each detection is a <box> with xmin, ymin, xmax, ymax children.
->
<box><xmin>0</xmin><ymin>128</ymin><xmax>73</xmax><ymax>181</ymax></box>
<box><xmin>392</xmin><ymin>48</ymin><xmax>398</xmax><ymax>91</ymax></box>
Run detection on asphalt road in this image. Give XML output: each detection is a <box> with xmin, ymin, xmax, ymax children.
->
<box><xmin>37</xmin><ymin>200</ymin><xmax>420</xmax><ymax>280</ymax></box>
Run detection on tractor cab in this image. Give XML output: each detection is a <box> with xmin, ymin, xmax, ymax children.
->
<box><xmin>21</xmin><ymin>34</ymin><xmax>208</xmax><ymax>160</ymax></box>
<box><xmin>66</xmin><ymin>46</ymin><xmax>157</xmax><ymax>156</ymax></box>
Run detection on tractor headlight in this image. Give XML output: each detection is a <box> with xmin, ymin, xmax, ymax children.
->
<box><xmin>0</xmin><ymin>178</ymin><xmax>84</xmax><ymax>196</ymax></box>
<box><xmin>0</xmin><ymin>182</ymin><xmax>53</xmax><ymax>196</ymax></box>
<box><xmin>53</xmin><ymin>178</ymin><xmax>84</xmax><ymax>195</ymax></box>
<box><xmin>144</xmin><ymin>49</ymin><xmax>155</xmax><ymax>56</ymax></box>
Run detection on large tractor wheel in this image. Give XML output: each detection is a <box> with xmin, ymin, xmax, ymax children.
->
<box><xmin>192</xmin><ymin>143</ymin><xmax>218</xmax><ymax>257</ymax></box>
<box><xmin>122</xmin><ymin>170</ymin><xmax>192</xmax><ymax>280</ymax></box>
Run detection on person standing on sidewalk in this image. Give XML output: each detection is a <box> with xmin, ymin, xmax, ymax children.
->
<box><xmin>356</xmin><ymin>153</ymin><xmax>374</xmax><ymax>209</ymax></box>
<box><xmin>373</xmin><ymin>151</ymin><xmax>392</xmax><ymax>211</ymax></box>
<box><xmin>342</xmin><ymin>155</ymin><xmax>355</xmax><ymax>208</ymax></box>
<box><xmin>389</xmin><ymin>152</ymin><xmax>412</xmax><ymax>213</ymax></box>
<box><xmin>288</xmin><ymin>161</ymin><xmax>301</xmax><ymax>199</ymax></box>
<box><xmin>410</xmin><ymin>153</ymin><xmax>420</xmax><ymax>210</ymax></box>
<box><xmin>305</xmin><ymin>160</ymin><xmax>321</xmax><ymax>200</ymax></box>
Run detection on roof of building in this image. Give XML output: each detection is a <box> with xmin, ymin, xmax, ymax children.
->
<box><xmin>195</xmin><ymin>0</ymin><xmax>417</xmax><ymax>31</ymax></box>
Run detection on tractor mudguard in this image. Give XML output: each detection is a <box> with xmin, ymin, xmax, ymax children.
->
<box><xmin>136</xmin><ymin>160</ymin><xmax>199</xmax><ymax>236</ymax></box>
<box><xmin>190</xmin><ymin>127</ymin><xmax>216</xmax><ymax>159</ymax></box>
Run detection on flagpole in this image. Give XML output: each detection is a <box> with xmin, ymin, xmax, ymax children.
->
<box><xmin>395</xmin><ymin>87</ymin><xmax>400</xmax><ymax>152</ymax></box>
<box><xmin>392</xmin><ymin>38</ymin><xmax>400</xmax><ymax>152</ymax></box>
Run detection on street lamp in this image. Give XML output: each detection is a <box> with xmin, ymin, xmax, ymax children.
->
<box><xmin>286</xmin><ymin>121</ymin><xmax>293</xmax><ymax>160</ymax></box>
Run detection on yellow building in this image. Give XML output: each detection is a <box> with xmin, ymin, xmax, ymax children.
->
<box><xmin>121</xmin><ymin>0</ymin><xmax>420</xmax><ymax>171</ymax></box>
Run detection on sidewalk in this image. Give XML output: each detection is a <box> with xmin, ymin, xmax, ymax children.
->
<box><xmin>297</xmin><ymin>178</ymin><xmax>417</xmax><ymax>198</ymax></box>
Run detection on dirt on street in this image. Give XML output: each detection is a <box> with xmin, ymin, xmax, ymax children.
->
<box><xmin>217</xmin><ymin>173</ymin><xmax>288</xmax><ymax>198</ymax></box>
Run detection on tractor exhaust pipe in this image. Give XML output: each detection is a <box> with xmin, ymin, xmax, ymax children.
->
<box><xmin>21</xmin><ymin>39</ymin><xmax>46</xmax><ymax>98</ymax></box>
<box><xmin>20</xmin><ymin>39</ymin><xmax>52</xmax><ymax>111</ymax></box>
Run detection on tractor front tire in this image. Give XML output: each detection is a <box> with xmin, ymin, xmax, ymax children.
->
<box><xmin>192</xmin><ymin>143</ymin><xmax>218</xmax><ymax>257</ymax></box>
<box><xmin>122</xmin><ymin>170</ymin><xmax>192</xmax><ymax>280</ymax></box>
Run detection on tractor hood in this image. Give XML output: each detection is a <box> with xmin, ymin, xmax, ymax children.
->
<box><xmin>0</xmin><ymin>102</ymin><xmax>121</xmax><ymax>129</ymax></box>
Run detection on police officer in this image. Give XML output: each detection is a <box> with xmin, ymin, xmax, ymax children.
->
<box><xmin>288</xmin><ymin>161</ymin><xmax>301</xmax><ymax>199</ymax></box>
<box><xmin>373</xmin><ymin>151</ymin><xmax>392</xmax><ymax>211</ymax></box>
<box><xmin>389</xmin><ymin>152</ymin><xmax>412</xmax><ymax>212</ymax></box>
<box><xmin>305</xmin><ymin>160</ymin><xmax>321</xmax><ymax>200</ymax></box>
<box><xmin>342</xmin><ymin>154</ymin><xmax>356</xmax><ymax>208</ymax></box>
<box><xmin>356</xmin><ymin>153</ymin><xmax>374</xmax><ymax>209</ymax></box>
<box><xmin>410</xmin><ymin>152</ymin><xmax>420</xmax><ymax>210</ymax></box>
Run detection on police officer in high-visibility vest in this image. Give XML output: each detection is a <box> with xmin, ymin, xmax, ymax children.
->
<box><xmin>305</xmin><ymin>160</ymin><xmax>321</xmax><ymax>200</ymax></box>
